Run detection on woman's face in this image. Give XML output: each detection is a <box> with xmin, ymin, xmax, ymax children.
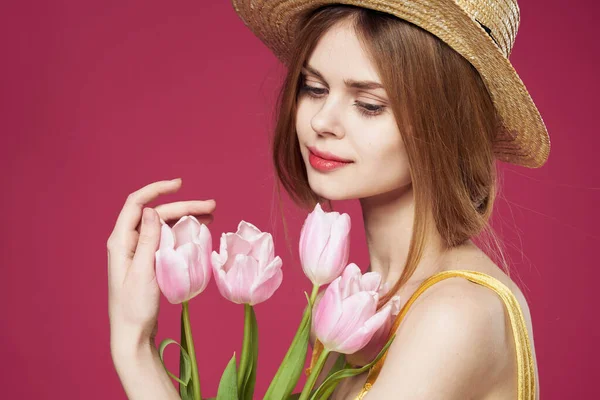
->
<box><xmin>296</xmin><ymin>20</ymin><xmax>411</xmax><ymax>201</ymax></box>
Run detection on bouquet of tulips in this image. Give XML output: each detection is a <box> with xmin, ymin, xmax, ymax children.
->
<box><xmin>154</xmin><ymin>204</ymin><xmax>400</xmax><ymax>400</ymax></box>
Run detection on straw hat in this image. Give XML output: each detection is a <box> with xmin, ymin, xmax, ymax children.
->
<box><xmin>231</xmin><ymin>0</ymin><xmax>550</xmax><ymax>168</ymax></box>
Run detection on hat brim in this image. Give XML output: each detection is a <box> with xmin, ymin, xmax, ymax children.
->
<box><xmin>232</xmin><ymin>0</ymin><xmax>550</xmax><ymax>168</ymax></box>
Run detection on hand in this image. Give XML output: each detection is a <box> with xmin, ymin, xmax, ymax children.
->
<box><xmin>107</xmin><ymin>178</ymin><xmax>216</xmax><ymax>355</ymax></box>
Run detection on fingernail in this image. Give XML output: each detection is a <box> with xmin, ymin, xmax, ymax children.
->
<box><xmin>143</xmin><ymin>207</ymin><xmax>155</xmax><ymax>222</ymax></box>
<box><xmin>171</xmin><ymin>177</ymin><xmax>182</xmax><ymax>182</ymax></box>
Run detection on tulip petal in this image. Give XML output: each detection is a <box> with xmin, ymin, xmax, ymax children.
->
<box><xmin>221</xmin><ymin>232</ymin><xmax>251</xmax><ymax>272</ymax></box>
<box><xmin>171</xmin><ymin>215</ymin><xmax>202</xmax><ymax>247</ymax></box>
<box><xmin>389</xmin><ymin>295</ymin><xmax>402</xmax><ymax>316</ymax></box>
<box><xmin>192</xmin><ymin>225</ymin><xmax>213</xmax><ymax>296</ymax></box>
<box><xmin>226</xmin><ymin>254</ymin><xmax>259</xmax><ymax>304</ymax></box>
<box><xmin>197</xmin><ymin>223</ymin><xmax>212</xmax><ymax>252</ymax></box>
<box><xmin>250</xmin><ymin>264</ymin><xmax>283</xmax><ymax>305</ymax></box>
<box><xmin>159</xmin><ymin>223</ymin><xmax>175</xmax><ymax>250</ymax></box>
<box><xmin>353</xmin><ymin>314</ymin><xmax>393</xmax><ymax>363</ymax></box>
<box><xmin>214</xmin><ymin>233</ymin><xmax>228</xmax><ymax>268</ymax></box>
<box><xmin>176</xmin><ymin>243</ymin><xmax>203</xmax><ymax>297</ymax></box>
<box><xmin>341</xmin><ymin>269</ymin><xmax>362</xmax><ymax>299</ymax></box>
<box><xmin>300</xmin><ymin>205</ymin><xmax>330</xmax><ymax>282</ymax></box>
<box><xmin>314</xmin><ymin>278</ymin><xmax>344</xmax><ymax>345</ymax></box>
<box><xmin>218</xmin><ymin>232</ymin><xmax>229</xmax><ymax>257</ymax></box>
<box><xmin>211</xmin><ymin>249</ymin><xmax>225</xmax><ymax>271</ymax></box>
<box><xmin>298</xmin><ymin>209</ymin><xmax>315</xmax><ymax>267</ymax></box>
<box><xmin>211</xmin><ymin>249</ymin><xmax>233</xmax><ymax>301</ymax></box>
<box><xmin>311</xmin><ymin>232</ymin><xmax>331</xmax><ymax>285</ymax></box>
<box><xmin>341</xmin><ymin>263</ymin><xmax>362</xmax><ymax>281</ymax></box>
<box><xmin>378</xmin><ymin>281</ymin><xmax>391</xmax><ymax>297</ymax></box>
<box><xmin>214</xmin><ymin>267</ymin><xmax>233</xmax><ymax>300</ymax></box>
<box><xmin>226</xmin><ymin>232</ymin><xmax>252</xmax><ymax>257</ymax></box>
<box><xmin>252</xmin><ymin>256</ymin><xmax>282</xmax><ymax>290</ymax></box>
<box><xmin>317</xmin><ymin>214</ymin><xmax>351</xmax><ymax>284</ymax></box>
<box><xmin>363</xmin><ymin>298</ymin><xmax>399</xmax><ymax>351</ymax></box>
<box><xmin>236</xmin><ymin>220</ymin><xmax>263</xmax><ymax>241</ymax></box>
<box><xmin>339</xmin><ymin>263</ymin><xmax>362</xmax><ymax>298</ymax></box>
<box><xmin>335</xmin><ymin>303</ymin><xmax>392</xmax><ymax>354</ymax></box>
<box><xmin>249</xmin><ymin>233</ymin><xmax>275</xmax><ymax>270</ymax></box>
<box><xmin>360</xmin><ymin>272</ymin><xmax>382</xmax><ymax>293</ymax></box>
<box><xmin>177</xmin><ymin>241</ymin><xmax>211</xmax><ymax>300</ymax></box>
<box><xmin>156</xmin><ymin>248</ymin><xmax>191</xmax><ymax>304</ymax></box>
<box><xmin>329</xmin><ymin>291</ymin><xmax>378</xmax><ymax>345</ymax></box>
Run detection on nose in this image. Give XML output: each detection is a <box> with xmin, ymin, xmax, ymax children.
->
<box><xmin>310</xmin><ymin>96</ymin><xmax>345</xmax><ymax>139</ymax></box>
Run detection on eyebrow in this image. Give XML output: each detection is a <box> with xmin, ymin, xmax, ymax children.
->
<box><xmin>302</xmin><ymin>63</ymin><xmax>385</xmax><ymax>91</ymax></box>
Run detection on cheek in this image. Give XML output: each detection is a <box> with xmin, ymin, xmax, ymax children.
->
<box><xmin>357</xmin><ymin>124</ymin><xmax>404</xmax><ymax>162</ymax></box>
<box><xmin>358</xmin><ymin>130</ymin><xmax>411</xmax><ymax>184</ymax></box>
<box><xmin>295</xmin><ymin>99</ymin><xmax>312</xmax><ymax>141</ymax></box>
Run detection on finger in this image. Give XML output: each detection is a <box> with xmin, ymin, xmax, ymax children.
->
<box><xmin>129</xmin><ymin>207</ymin><xmax>161</xmax><ymax>283</ymax></box>
<box><xmin>133</xmin><ymin>201</ymin><xmax>216</xmax><ymax>232</ymax></box>
<box><xmin>112</xmin><ymin>179</ymin><xmax>182</xmax><ymax>239</ymax></box>
<box><xmin>134</xmin><ymin>213</ymin><xmax>214</xmax><ymax>234</ymax></box>
<box><xmin>154</xmin><ymin>200</ymin><xmax>216</xmax><ymax>223</ymax></box>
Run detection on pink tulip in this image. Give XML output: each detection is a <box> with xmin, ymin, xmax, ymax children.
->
<box><xmin>299</xmin><ymin>203</ymin><xmax>351</xmax><ymax>286</ymax></box>
<box><xmin>211</xmin><ymin>221</ymin><xmax>283</xmax><ymax>305</ymax></box>
<box><xmin>155</xmin><ymin>216</ymin><xmax>213</xmax><ymax>304</ymax></box>
<box><xmin>349</xmin><ymin>288</ymin><xmax>401</xmax><ymax>365</ymax></box>
<box><xmin>313</xmin><ymin>263</ymin><xmax>393</xmax><ymax>354</ymax></box>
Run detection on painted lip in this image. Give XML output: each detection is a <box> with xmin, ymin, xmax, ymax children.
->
<box><xmin>307</xmin><ymin>146</ymin><xmax>353</xmax><ymax>163</ymax></box>
<box><xmin>307</xmin><ymin>146</ymin><xmax>353</xmax><ymax>172</ymax></box>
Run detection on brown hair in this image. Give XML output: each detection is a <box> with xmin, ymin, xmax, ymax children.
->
<box><xmin>272</xmin><ymin>5</ymin><xmax>509</xmax><ymax>309</ymax></box>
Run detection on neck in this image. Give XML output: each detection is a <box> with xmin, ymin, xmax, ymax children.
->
<box><xmin>358</xmin><ymin>184</ymin><xmax>448</xmax><ymax>289</ymax></box>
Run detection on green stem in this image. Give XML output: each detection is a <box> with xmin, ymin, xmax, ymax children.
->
<box><xmin>309</xmin><ymin>284</ymin><xmax>319</xmax><ymax>307</ymax></box>
<box><xmin>298</xmin><ymin>348</ymin><xmax>331</xmax><ymax>400</ymax></box>
<box><xmin>182</xmin><ymin>301</ymin><xmax>202</xmax><ymax>400</ymax></box>
<box><xmin>237</xmin><ymin>303</ymin><xmax>253</xmax><ymax>396</ymax></box>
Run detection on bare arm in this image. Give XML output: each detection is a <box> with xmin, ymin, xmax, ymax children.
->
<box><xmin>107</xmin><ymin>179</ymin><xmax>216</xmax><ymax>399</ymax></box>
<box><xmin>111</xmin><ymin>338</ymin><xmax>181</xmax><ymax>400</ymax></box>
<box><xmin>364</xmin><ymin>279</ymin><xmax>509</xmax><ymax>399</ymax></box>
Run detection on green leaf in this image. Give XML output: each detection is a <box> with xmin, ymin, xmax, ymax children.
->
<box><xmin>217</xmin><ymin>353</ymin><xmax>239</xmax><ymax>400</ymax></box>
<box><xmin>241</xmin><ymin>306</ymin><xmax>259</xmax><ymax>400</ymax></box>
<box><xmin>287</xmin><ymin>388</ymin><xmax>317</xmax><ymax>400</ymax></box>
<box><xmin>309</xmin><ymin>334</ymin><xmax>397</xmax><ymax>400</ymax></box>
<box><xmin>263</xmin><ymin>292</ymin><xmax>312</xmax><ymax>400</ymax></box>
<box><xmin>286</xmin><ymin>354</ymin><xmax>345</xmax><ymax>400</ymax></box>
<box><xmin>311</xmin><ymin>354</ymin><xmax>348</xmax><ymax>400</ymax></box>
<box><xmin>326</xmin><ymin>353</ymin><xmax>348</xmax><ymax>379</ymax></box>
<box><xmin>158</xmin><ymin>338</ymin><xmax>192</xmax><ymax>386</ymax></box>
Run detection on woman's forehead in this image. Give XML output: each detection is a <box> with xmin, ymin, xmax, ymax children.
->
<box><xmin>305</xmin><ymin>23</ymin><xmax>382</xmax><ymax>85</ymax></box>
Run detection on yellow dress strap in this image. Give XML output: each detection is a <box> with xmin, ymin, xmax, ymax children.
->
<box><xmin>350</xmin><ymin>269</ymin><xmax>536</xmax><ymax>400</ymax></box>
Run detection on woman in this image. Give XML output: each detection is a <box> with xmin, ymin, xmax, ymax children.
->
<box><xmin>108</xmin><ymin>1</ymin><xmax>548</xmax><ymax>399</ymax></box>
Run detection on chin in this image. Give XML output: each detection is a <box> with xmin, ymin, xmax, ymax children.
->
<box><xmin>308</xmin><ymin>177</ymin><xmax>358</xmax><ymax>201</ymax></box>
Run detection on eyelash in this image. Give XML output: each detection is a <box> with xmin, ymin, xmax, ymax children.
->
<box><xmin>299</xmin><ymin>84</ymin><xmax>386</xmax><ymax>118</ymax></box>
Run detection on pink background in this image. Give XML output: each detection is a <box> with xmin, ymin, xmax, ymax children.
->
<box><xmin>0</xmin><ymin>1</ymin><xmax>597</xmax><ymax>398</ymax></box>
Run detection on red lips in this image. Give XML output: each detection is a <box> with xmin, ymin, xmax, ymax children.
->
<box><xmin>307</xmin><ymin>146</ymin><xmax>353</xmax><ymax>163</ymax></box>
<box><xmin>307</xmin><ymin>146</ymin><xmax>353</xmax><ymax>172</ymax></box>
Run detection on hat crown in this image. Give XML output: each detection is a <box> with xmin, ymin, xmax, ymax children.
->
<box><xmin>454</xmin><ymin>0</ymin><xmax>520</xmax><ymax>57</ymax></box>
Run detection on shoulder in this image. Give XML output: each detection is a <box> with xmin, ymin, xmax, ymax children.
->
<box><xmin>411</xmin><ymin>275</ymin><xmax>507</xmax><ymax>335</ymax></box>
<box><xmin>366</xmin><ymin>277</ymin><xmax>511</xmax><ymax>399</ymax></box>
<box><xmin>403</xmin><ymin>277</ymin><xmax>509</xmax><ymax>365</ymax></box>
